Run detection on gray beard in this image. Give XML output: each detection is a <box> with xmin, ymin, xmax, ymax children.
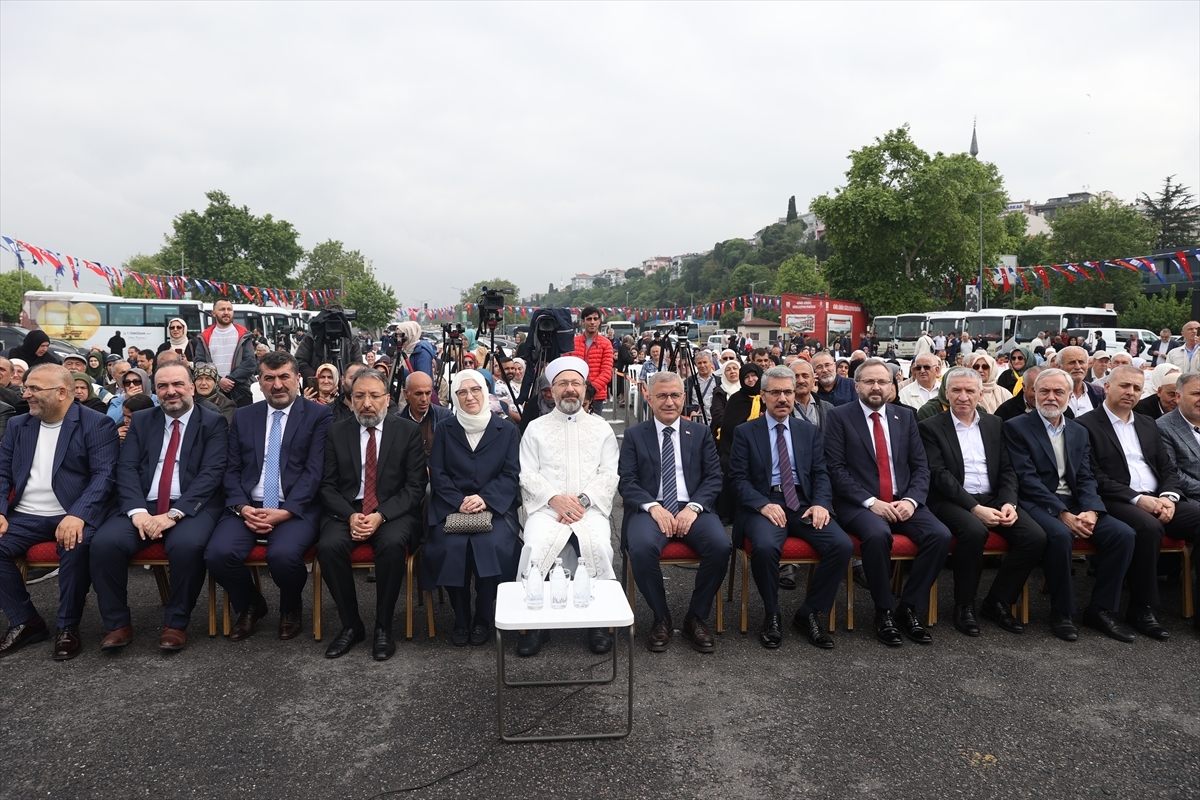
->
<box><xmin>1038</xmin><ymin>405</ymin><xmax>1062</xmax><ymax>422</ymax></box>
<box><xmin>355</xmin><ymin>410</ymin><xmax>386</xmax><ymax>428</ymax></box>
<box><xmin>556</xmin><ymin>397</ymin><xmax>583</xmax><ymax>415</ymax></box>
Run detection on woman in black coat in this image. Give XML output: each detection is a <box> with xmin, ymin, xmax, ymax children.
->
<box><xmin>8</xmin><ymin>330</ymin><xmax>61</xmax><ymax>367</ymax></box>
<box><xmin>422</xmin><ymin>369</ymin><xmax>523</xmax><ymax>646</ymax></box>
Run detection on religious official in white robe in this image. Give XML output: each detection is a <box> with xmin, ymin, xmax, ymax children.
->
<box><xmin>519</xmin><ymin>356</ymin><xmax>620</xmax><ymax>581</ymax></box>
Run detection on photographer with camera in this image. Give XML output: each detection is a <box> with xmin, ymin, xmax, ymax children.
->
<box><xmin>295</xmin><ymin>305</ymin><xmax>362</xmax><ymax>378</ymax></box>
<box><xmin>569</xmin><ymin>307</ymin><xmax>614</xmax><ymax>415</ymax></box>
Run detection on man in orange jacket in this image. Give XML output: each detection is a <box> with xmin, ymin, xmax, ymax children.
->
<box><xmin>572</xmin><ymin>307</ymin><xmax>614</xmax><ymax>414</ymax></box>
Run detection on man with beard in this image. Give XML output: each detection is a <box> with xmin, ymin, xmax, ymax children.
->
<box><xmin>1058</xmin><ymin>346</ymin><xmax>1104</xmax><ymax>418</ymax></box>
<box><xmin>203</xmin><ymin>298</ymin><xmax>257</xmax><ymax>408</ymax></box>
<box><xmin>516</xmin><ymin>356</ymin><xmax>620</xmax><ymax>657</ymax></box>
<box><xmin>811</xmin><ymin>352</ymin><xmax>855</xmax><ymax>407</ymax></box>
<box><xmin>1004</xmin><ymin>368</ymin><xmax>1137</xmax><ymax>642</ymax></box>
<box><xmin>204</xmin><ymin>352</ymin><xmax>332</xmax><ymax>642</ymax></box>
<box><xmin>89</xmin><ymin>364</ymin><xmax>229</xmax><ymax>653</ymax></box>
<box><xmin>318</xmin><ymin>370</ymin><xmax>427</xmax><ymax>660</ymax></box>
<box><xmin>331</xmin><ymin>362</ymin><xmax>368</xmax><ymax>424</ymax></box>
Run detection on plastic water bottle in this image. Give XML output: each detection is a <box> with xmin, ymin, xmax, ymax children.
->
<box><xmin>573</xmin><ymin>558</ymin><xmax>591</xmax><ymax>609</ymax></box>
<box><xmin>526</xmin><ymin>560</ymin><xmax>544</xmax><ymax>610</ymax></box>
<box><xmin>549</xmin><ymin>558</ymin><xmax>569</xmax><ymax>610</ymax></box>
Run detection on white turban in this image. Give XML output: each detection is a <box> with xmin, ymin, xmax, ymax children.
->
<box><xmin>545</xmin><ymin>356</ymin><xmax>588</xmax><ymax>384</ymax></box>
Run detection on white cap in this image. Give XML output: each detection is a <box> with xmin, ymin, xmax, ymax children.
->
<box><xmin>545</xmin><ymin>356</ymin><xmax>589</xmax><ymax>384</ymax></box>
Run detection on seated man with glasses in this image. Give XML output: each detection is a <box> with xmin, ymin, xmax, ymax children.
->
<box><xmin>898</xmin><ymin>355</ymin><xmax>941</xmax><ymax>410</ymax></box>
<box><xmin>729</xmin><ymin>366</ymin><xmax>852</xmax><ymax>649</ymax></box>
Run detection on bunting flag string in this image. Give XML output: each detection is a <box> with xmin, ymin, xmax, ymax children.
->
<box><xmin>981</xmin><ymin>248</ymin><xmax>1199</xmax><ymax>294</ymax></box>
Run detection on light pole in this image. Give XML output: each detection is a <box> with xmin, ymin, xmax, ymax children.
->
<box><xmin>973</xmin><ymin>189</ymin><xmax>1004</xmax><ymax>309</ymax></box>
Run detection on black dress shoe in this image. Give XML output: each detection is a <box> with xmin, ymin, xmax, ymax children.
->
<box><xmin>517</xmin><ymin>629</ymin><xmax>550</xmax><ymax>656</ymax></box>
<box><xmin>953</xmin><ymin>604</ymin><xmax>980</xmax><ymax>637</ymax></box>
<box><xmin>1125</xmin><ymin>606</ymin><xmax>1169</xmax><ymax>641</ymax></box>
<box><xmin>588</xmin><ymin>628</ymin><xmax>613</xmax><ymax>654</ymax></box>
<box><xmin>647</xmin><ymin>617</ymin><xmax>672</xmax><ymax>653</ymax></box>
<box><xmin>373</xmin><ymin>627</ymin><xmax>395</xmax><ymax>661</ymax></box>
<box><xmin>451</xmin><ymin>627</ymin><xmax>469</xmax><ymax>646</ymax></box>
<box><xmin>853</xmin><ymin>563</ymin><xmax>870</xmax><ymax>589</ymax></box>
<box><xmin>0</xmin><ymin>617</ymin><xmax>49</xmax><ymax>658</ymax></box>
<box><xmin>324</xmin><ymin>626</ymin><xmax>365</xmax><ymax>658</ymax></box>
<box><xmin>1082</xmin><ymin>607</ymin><xmax>1135</xmax><ymax>643</ymax></box>
<box><xmin>979</xmin><ymin>596</ymin><xmax>1024</xmax><ymax>634</ymax></box>
<box><xmin>229</xmin><ymin>599</ymin><xmax>268</xmax><ymax>642</ymax></box>
<box><xmin>52</xmin><ymin>625</ymin><xmax>82</xmax><ymax>661</ymax></box>
<box><xmin>1049</xmin><ymin>611</ymin><xmax>1078</xmax><ymax>641</ymax></box>
<box><xmin>278</xmin><ymin>611</ymin><xmax>302</xmax><ymax>641</ymax></box>
<box><xmin>897</xmin><ymin>603</ymin><xmax>932</xmax><ymax>644</ymax></box>
<box><xmin>875</xmin><ymin>608</ymin><xmax>903</xmax><ymax>647</ymax></box>
<box><xmin>469</xmin><ymin>623</ymin><xmax>489</xmax><ymax>646</ymax></box>
<box><xmin>683</xmin><ymin>613</ymin><xmax>714</xmax><ymax>653</ymax></box>
<box><xmin>779</xmin><ymin>564</ymin><xmax>798</xmax><ymax>591</ymax></box>
<box><xmin>759</xmin><ymin>612</ymin><xmax>783</xmax><ymax>649</ymax></box>
<box><xmin>794</xmin><ymin>611</ymin><xmax>834</xmax><ymax>649</ymax></box>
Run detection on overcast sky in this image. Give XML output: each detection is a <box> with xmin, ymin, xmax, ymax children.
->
<box><xmin>2</xmin><ymin>1</ymin><xmax>1197</xmax><ymax>306</ymax></box>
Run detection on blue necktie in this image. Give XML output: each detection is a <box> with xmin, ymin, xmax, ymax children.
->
<box><xmin>263</xmin><ymin>410</ymin><xmax>283</xmax><ymax>509</ymax></box>
<box><xmin>660</xmin><ymin>427</ymin><xmax>679</xmax><ymax>515</ymax></box>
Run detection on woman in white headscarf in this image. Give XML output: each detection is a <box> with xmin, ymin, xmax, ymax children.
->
<box><xmin>422</xmin><ymin>369</ymin><xmax>523</xmax><ymax>647</ymax></box>
<box><xmin>708</xmin><ymin>358</ymin><xmax>743</xmax><ymax>437</ymax></box>
<box><xmin>155</xmin><ymin>317</ymin><xmax>211</xmax><ymax>364</ymax></box>
<box><xmin>966</xmin><ymin>351</ymin><xmax>1012</xmax><ymax>414</ymax></box>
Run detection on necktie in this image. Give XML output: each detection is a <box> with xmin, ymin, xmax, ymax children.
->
<box><xmin>871</xmin><ymin>412</ymin><xmax>894</xmax><ymax>503</ymax></box>
<box><xmin>660</xmin><ymin>427</ymin><xmax>679</xmax><ymax>515</ymax></box>
<box><xmin>363</xmin><ymin>426</ymin><xmax>378</xmax><ymax>516</ymax></box>
<box><xmin>775</xmin><ymin>422</ymin><xmax>800</xmax><ymax>512</ymax></box>
<box><xmin>263</xmin><ymin>410</ymin><xmax>283</xmax><ymax>509</ymax></box>
<box><xmin>156</xmin><ymin>419</ymin><xmax>180</xmax><ymax>515</ymax></box>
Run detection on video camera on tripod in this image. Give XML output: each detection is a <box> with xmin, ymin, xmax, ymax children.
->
<box><xmin>476</xmin><ymin>286</ymin><xmax>512</xmax><ymax>334</ymax></box>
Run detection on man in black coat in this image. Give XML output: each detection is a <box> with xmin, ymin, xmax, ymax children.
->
<box><xmin>919</xmin><ymin>367</ymin><xmax>1046</xmax><ymax>637</ymax></box>
<box><xmin>1076</xmin><ymin>365</ymin><xmax>1200</xmax><ymax>641</ymax></box>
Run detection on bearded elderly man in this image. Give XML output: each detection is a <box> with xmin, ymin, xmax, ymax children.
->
<box><xmin>812</xmin><ymin>352</ymin><xmax>856</xmax><ymax>407</ymax></box>
<box><xmin>517</xmin><ymin>356</ymin><xmax>620</xmax><ymax>657</ymax></box>
<box><xmin>1058</xmin><ymin>346</ymin><xmax>1104</xmax><ymax>418</ymax></box>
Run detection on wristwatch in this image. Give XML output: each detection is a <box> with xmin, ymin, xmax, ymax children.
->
<box><xmin>578</xmin><ymin>494</ymin><xmax>592</xmax><ymax>509</ymax></box>
<box><xmin>166</xmin><ymin>509</ymin><xmax>184</xmax><ymax>521</ymax></box>
<box><xmin>686</xmin><ymin>502</ymin><xmax>704</xmax><ymax>514</ymax></box>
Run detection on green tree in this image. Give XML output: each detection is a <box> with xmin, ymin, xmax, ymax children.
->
<box><xmin>1122</xmin><ymin>286</ymin><xmax>1195</xmax><ymax>333</ymax></box>
<box><xmin>457</xmin><ymin>278</ymin><xmax>522</xmax><ymax>328</ymax></box>
<box><xmin>110</xmin><ymin>253</ymin><xmax>164</xmax><ymax>298</ymax></box>
<box><xmin>811</xmin><ymin>125</ymin><xmax>1007</xmax><ymax>315</ymax></box>
<box><xmin>0</xmin><ymin>271</ymin><xmax>49</xmax><ymax>322</ymax></box>
<box><xmin>343</xmin><ymin>274</ymin><xmax>398</xmax><ymax>332</ymax></box>
<box><xmin>773</xmin><ymin>253</ymin><xmax>827</xmax><ymax>295</ymax></box>
<box><xmin>786</xmin><ymin>195</ymin><xmax>798</xmax><ymax>223</ymax></box>
<box><xmin>299</xmin><ymin>240</ymin><xmax>368</xmax><ymax>289</ymax></box>
<box><xmin>719</xmin><ymin>310</ymin><xmax>743</xmax><ymax>329</ymax></box>
<box><xmin>1047</xmin><ymin>196</ymin><xmax>1156</xmax><ymax>311</ymax></box>
<box><xmin>728</xmin><ymin>263</ymin><xmax>774</xmax><ymax>297</ymax></box>
<box><xmin>624</xmin><ymin>268</ymin><xmax>644</xmax><ymax>279</ymax></box>
<box><xmin>1139</xmin><ymin>176</ymin><xmax>1200</xmax><ymax>250</ymax></box>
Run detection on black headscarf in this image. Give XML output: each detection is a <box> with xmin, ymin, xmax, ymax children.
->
<box><xmin>718</xmin><ymin>363</ymin><xmax>764</xmax><ymax>456</ymax></box>
<box><xmin>9</xmin><ymin>330</ymin><xmax>61</xmax><ymax>366</ymax></box>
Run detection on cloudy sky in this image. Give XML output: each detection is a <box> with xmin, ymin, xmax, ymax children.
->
<box><xmin>2</xmin><ymin>2</ymin><xmax>1197</xmax><ymax>306</ymax></box>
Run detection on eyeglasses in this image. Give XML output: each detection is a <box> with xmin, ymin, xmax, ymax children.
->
<box><xmin>21</xmin><ymin>385</ymin><xmax>55</xmax><ymax>395</ymax></box>
<box><xmin>762</xmin><ymin>389</ymin><xmax>794</xmax><ymax>397</ymax></box>
<box><xmin>972</xmin><ymin>364</ymin><xmax>990</xmax><ymax>372</ymax></box>
<box><xmin>454</xmin><ymin>386</ymin><xmax>484</xmax><ymax>398</ymax></box>
<box><xmin>652</xmin><ymin>392</ymin><xmax>683</xmax><ymax>402</ymax></box>
<box><xmin>352</xmin><ymin>392</ymin><xmax>387</xmax><ymax>402</ymax></box>
<box><xmin>122</xmin><ymin>380</ymin><xmax>141</xmax><ymax>387</ymax></box>
<box><xmin>168</xmin><ymin>325</ymin><xmax>183</xmax><ymax>331</ymax></box>
<box><xmin>857</xmin><ymin>379</ymin><xmax>890</xmax><ymax>387</ymax></box>
<box><xmin>1010</xmin><ymin>355</ymin><xmax>1025</xmax><ymax>361</ymax></box>
<box><xmin>912</xmin><ymin>365</ymin><xmax>934</xmax><ymax>372</ymax></box>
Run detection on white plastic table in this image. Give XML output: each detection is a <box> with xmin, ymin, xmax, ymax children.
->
<box><xmin>493</xmin><ymin>579</ymin><xmax>635</xmax><ymax>742</ymax></box>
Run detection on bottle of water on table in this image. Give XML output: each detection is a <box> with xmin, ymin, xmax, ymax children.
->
<box><xmin>526</xmin><ymin>560</ymin><xmax>544</xmax><ymax>610</ymax></box>
<box><xmin>549</xmin><ymin>557</ymin><xmax>569</xmax><ymax>610</ymax></box>
<box><xmin>573</xmin><ymin>558</ymin><xmax>591</xmax><ymax>609</ymax></box>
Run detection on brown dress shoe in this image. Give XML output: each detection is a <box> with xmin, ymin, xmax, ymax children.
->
<box><xmin>53</xmin><ymin>625</ymin><xmax>82</xmax><ymax>661</ymax></box>
<box><xmin>100</xmin><ymin>626</ymin><xmax>134</xmax><ymax>650</ymax></box>
<box><xmin>0</xmin><ymin>617</ymin><xmax>49</xmax><ymax>658</ymax></box>
<box><xmin>278</xmin><ymin>611</ymin><xmax>302</xmax><ymax>640</ymax></box>
<box><xmin>646</xmin><ymin>617</ymin><xmax>672</xmax><ymax>652</ymax></box>
<box><xmin>683</xmin><ymin>612</ymin><xmax>715</xmax><ymax>653</ymax></box>
<box><xmin>229</xmin><ymin>600</ymin><xmax>268</xmax><ymax>642</ymax></box>
<box><xmin>159</xmin><ymin>627</ymin><xmax>187</xmax><ymax>651</ymax></box>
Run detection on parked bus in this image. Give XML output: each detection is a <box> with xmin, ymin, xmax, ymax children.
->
<box><xmin>870</xmin><ymin>315</ymin><xmax>896</xmax><ymax>356</ymax></box>
<box><xmin>1015</xmin><ymin>306</ymin><xmax>1118</xmax><ymax>344</ymax></box>
<box><xmin>925</xmin><ymin>311</ymin><xmax>967</xmax><ymax>344</ymax></box>
<box><xmin>22</xmin><ymin>291</ymin><xmax>205</xmax><ymax>352</ymax></box>
<box><xmin>203</xmin><ymin>303</ymin><xmax>302</xmax><ymax>350</ymax></box>
<box><xmin>965</xmin><ymin>310</ymin><xmax>1018</xmax><ymax>355</ymax></box>
<box><xmin>893</xmin><ymin>313</ymin><xmax>927</xmax><ymax>358</ymax></box>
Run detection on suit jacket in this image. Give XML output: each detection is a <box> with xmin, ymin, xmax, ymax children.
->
<box><xmin>0</xmin><ymin>403</ymin><xmax>119</xmax><ymax>527</ymax></box>
<box><xmin>1157</xmin><ymin>409</ymin><xmax>1200</xmax><ymax>501</ymax></box>
<box><xmin>918</xmin><ymin>410</ymin><xmax>1018</xmax><ymax>511</ymax></box>
<box><xmin>1003</xmin><ymin>410</ymin><xmax>1104</xmax><ymax>517</ymax></box>
<box><xmin>426</xmin><ymin>414</ymin><xmax>520</xmax><ymax>526</ymax></box>
<box><xmin>117</xmin><ymin>404</ymin><xmax>229</xmax><ymax>516</ymax></box>
<box><xmin>225</xmin><ymin>397</ymin><xmax>332</xmax><ymax>525</ymax></box>
<box><xmin>1132</xmin><ymin>394</ymin><xmax>1167</xmax><ymax>421</ymax></box>
<box><xmin>823</xmin><ymin>401</ymin><xmax>930</xmax><ymax>520</ymax></box>
<box><xmin>1146</xmin><ymin>338</ymin><xmax>1178</xmax><ymax>365</ymax></box>
<box><xmin>1076</xmin><ymin>405</ymin><xmax>1182</xmax><ymax>504</ymax></box>
<box><xmin>619</xmin><ymin>418</ymin><xmax>723</xmax><ymax>514</ymax></box>
<box><xmin>320</xmin><ymin>414</ymin><xmax>427</xmax><ymax>524</ymax></box>
<box><xmin>729</xmin><ymin>414</ymin><xmax>833</xmax><ymax>522</ymax></box>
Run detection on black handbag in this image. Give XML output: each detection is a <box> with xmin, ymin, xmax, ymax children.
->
<box><xmin>443</xmin><ymin>510</ymin><xmax>493</xmax><ymax>534</ymax></box>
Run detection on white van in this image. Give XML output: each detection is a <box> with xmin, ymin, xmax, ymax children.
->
<box><xmin>1064</xmin><ymin>328</ymin><xmax>1158</xmax><ymax>351</ymax></box>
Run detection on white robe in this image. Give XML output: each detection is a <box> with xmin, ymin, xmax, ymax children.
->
<box><xmin>519</xmin><ymin>408</ymin><xmax>620</xmax><ymax>580</ymax></box>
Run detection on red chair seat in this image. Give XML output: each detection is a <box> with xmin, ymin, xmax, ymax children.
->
<box><xmin>134</xmin><ymin>543</ymin><xmax>168</xmax><ymax>561</ymax></box>
<box><xmin>739</xmin><ymin>537</ymin><xmax>820</xmax><ymax>560</ymax></box>
<box><xmin>1072</xmin><ymin>539</ymin><xmax>1097</xmax><ymax>555</ymax></box>
<box><xmin>350</xmin><ymin>544</ymin><xmax>375</xmax><ymax>563</ymax></box>
<box><xmin>660</xmin><ymin>540</ymin><xmax>701</xmax><ymax>560</ymax></box>
<box><xmin>245</xmin><ymin>545</ymin><xmax>317</xmax><ymax>562</ymax></box>
<box><xmin>1162</xmin><ymin>537</ymin><xmax>1187</xmax><ymax>550</ymax></box>
<box><xmin>889</xmin><ymin>535</ymin><xmax>919</xmax><ymax>558</ymax></box>
<box><xmin>25</xmin><ymin>542</ymin><xmax>60</xmax><ymax>563</ymax></box>
<box><xmin>984</xmin><ymin>532</ymin><xmax>1009</xmax><ymax>551</ymax></box>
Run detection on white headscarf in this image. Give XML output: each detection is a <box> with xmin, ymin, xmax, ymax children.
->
<box><xmin>167</xmin><ymin>317</ymin><xmax>188</xmax><ymax>349</ymax></box>
<box><xmin>450</xmin><ymin>369</ymin><xmax>492</xmax><ymax>447</ymax></box>
<box><xmin>395</xmin><ymin>321</ymin><xmax>422</xmax><ymax>356</ymax></box>
<box><xmin>720</xmin><ymin>359</ymin><xmax>741</xmax><ymax>396</ymax></box>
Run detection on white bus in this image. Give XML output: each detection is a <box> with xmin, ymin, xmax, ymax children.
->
<box><xmin>203</xmin><ymin>303</ymin><xmax>304</xmax><ymax>349</ymax></box>
<box><xmin>925</xmin><ymin>311</ymin><xmax>968</xmax><ymax>343</ymax></box>
<box><xmin>965</xmin><ymin>310</ymin><xmax>1018</xmax><ymax>355</ymax></box>
<box><xmin>22</xmin><ymin>291</ymin><xmax>205</xmax><ymax>352</ymax></box>
<box><xmin>893</xmin><ymin>313</ymin><xmax>928</xmax><ymax>357</ymax></box>
<box><xmin>870</xmin><ymin>315</ymin><xmax>896</xmax><ymax>356</ymax></box>
<box><xmin>1015</xmin><ymin>306</ymin><xmax>1118</xmax><ymax>344</ymax></box>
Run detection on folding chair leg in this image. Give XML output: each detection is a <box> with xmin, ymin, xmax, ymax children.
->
<box><xmin>846</xmin><ymin>561</ymin><xmax>855</xmax><ymax>631</ymax></box>
<box><xmin>312</xmin><ymin>560</ymin><xmax>322</xmax><ymax>641</ymax></box>
<box><xmin>152</xmin><ymin>565</ymin><xmax>172</xmax><ymax>605</ymax></box>
<box><xmin>715</xmin><ymin>572</ymin><xmax>723</xmax><ymax>634</ymax></box>
<box><xmin>739</xmin><ymin>550</ymin><xmax>749</xmax><ymax>633</ymax></box>
<box><xmin>222</xmin><ymin>590</ymin><xmax>231</xmax><ymax>636</ymax></box>
<box><xmin>1182</xmin><ymin>546</ymin><xmax>1194</xmax><ymax>619</ymax></box>
<box><xmin>208</xmin><ymin>574</ymin><xmax>217</xmax><ymax>637</ymax></box>
<box><xmin>406</xmin><ymin>554</ymin><xmax>415</xmax><ymax>641</ymax></box>
<box><xmin>726</xmin><ymin>548</ymin><xmax>736</xmax><ymax>603</ymax></box>
<box><xmin>927</xmin><ymin>580</ymin><xmax>938</xmax><ymax>626</ymax></box>
<box><xmin>16</xmin><ymin>557</ymin><xmax>28</xmax><ymax>583</ymax></box>
<box><xmin>625</xmin><ymin>557</ymin><xmax>635</xmax><ymax>610</ymax></box>
<box><xmin>425</xmin><ymin>591</ymin><xmax>436</xmax><ymax>637</ymax></box>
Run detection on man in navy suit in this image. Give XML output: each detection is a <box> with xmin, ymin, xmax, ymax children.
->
<box><xmin>823</xmin><ymin>358</ymin><xmax>952</xmax><ymax>647</ymax></box>
<box><xmin>90</xmin><ymin>364</ymin><xmax>229</xmax><ymax>653</ymax></box>
<box><xmin>729</xmin><ymin>366</ymin><xmax>853</xmax><ymax>650</ymax></box>
<box><xmin>205</xmin><ymin>351</ymin><xmax>332</xmax><ymax>641</ymax></box>
<box><xmin>619</xmin><ymin>371</ymin><xmax>729</xmax><ymax>653</ymax></box>
<box><xmin>0</xmin><ymin>365</ymin><xmax>119</xmax><ymax>660</ymax></box>
<box><xmin>1004</xmin><ymin>367</ymin><xmax>1137</xmax><ymax>642</ymax></box>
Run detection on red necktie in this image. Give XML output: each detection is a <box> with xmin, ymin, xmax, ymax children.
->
<box><xmin>156</xmin><ymin>419</ymin><xmax>180</xmax><ymax>515</ymax></box>
<box><xmin>363</xmin><ymin>426</ymin><xmax>378</xmax><ymax>516</ymax></box>
<box><xmin>870</xmin><ymin>412</ymin><xmax>893</xmax><ymax>503</ymax></box>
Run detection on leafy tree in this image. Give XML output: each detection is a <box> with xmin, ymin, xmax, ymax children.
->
<box><xmin>811</xmin><ymin>125</ymin><xmax>1006</xmax><ymax>316</ymax></box>
<box><xmin>343</xmin><ymin>274</ymin><xmax>398</xmax><ymax>332</ymax></box>
<box><xmin>1139</xmin><ymin>176</ymin><xmax>1200</xmax><ymax>250</ymax></box>
<box><xmin>624</xmin><ymin>268</ymin><xmax>644</xmax><ymax>279</ymax></box>
<box><xmin>110</xmin><ymin>253</ymin><xmax>165</xmax><ymax>298</ymax></box>
<box><xmin>1046</xmin><ymin>196</ymin><xmax>1155</xmax><ymax>311</ymax></box>
<box><xmin>786</xmin><ymin>196</ymin><xmax>798</xmax><ymax>223</ymax></box>
<box><xmin>300</xmin><ymin>240</ymin><xmax>367</xmax><ymax>289</ymax></box>
<box><xmin>719</xmin><ymin>310</ymin><xmax>743</xmax><ymax>329</ymax></box>
<box><xmin>774</xmin><ymin>253</ymin><xmax>827</xmax><ymax>295</ymax></box>
<box><xmin>457</xmin><ymin>277</ymin><xmax>522</xmax><ymax>328</ymax></box>
<box><xmin>1123</xmin><ymin>286</ymin><xmax>1195</xmax><ymax>333</ymax></box>
<box><xmin>728</xmin><ymin>263</ymin><xmax>774</xmax><ymax>297</ymax></box>
<box><xmin>0</xmin><ymin>271</ymin><xmax>49</xmax><ymax>322</ymax></box>
<box><xmin>593</xmin><ymin>277</ymin><xmax>610</xmax><ymax>288</ymax></box>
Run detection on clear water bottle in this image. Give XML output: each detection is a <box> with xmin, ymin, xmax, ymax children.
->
<box><xmin>549</xmin><ymin>558</ymin><xmax>569</xmax><ymax>610</ymax></box>
<box><xmin>573</xmin><ymin>558</ymin><xmax>591</xmax><ymax>609</ymax></box>
<box><xmin>526</xmin><ymin>560</ymin><xmax>544</xmax><ymax>610</ymax></box>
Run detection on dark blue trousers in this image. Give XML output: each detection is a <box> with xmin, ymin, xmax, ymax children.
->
<box><xmin>0</xmin><ymin>511</ymin><xmax>92</xmax><ymax>628</ymax></box>
<box><xmin>743</xmin><ymin>497</ymin><xmax>853</xmax><ymax>617</ymax></box>
<box><xmin>839</xmin><ymin>505</ymin><xmax>952</xmax><ymax>611</ymax></box>
<box><xmin>626</xmin><ymin>510</ymin><xmax>730</xmax><ymax>622</ymax></box>
<box><xmin>1026</xmin><ymin>501</ymin><xmax>1135</xmax><ymax>615</ymax></box>
<box><xmin>204</xmin><ymin>513</ymin><xmax>315</xmax><ymax>615</ymax></box>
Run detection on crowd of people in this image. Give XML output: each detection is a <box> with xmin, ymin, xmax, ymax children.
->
<box><xmin>0</xmin><ymin>308</ymin><xmax>1197</xmax><ymax>664</ymax></box>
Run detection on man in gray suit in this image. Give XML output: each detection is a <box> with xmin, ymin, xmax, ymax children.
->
<box><xmin>1157</xmin><ymin>373</ymin><xmax>1200</xmax><ymax>502</ymax></box>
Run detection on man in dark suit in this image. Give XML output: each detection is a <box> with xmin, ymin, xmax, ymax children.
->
<box><xmin>823</xmin><ymin>358</ymin><xmax>952</xmax><ymax>647</ymax></box>
<box><xmin>1146</xmin><ymin>329</ymin><xmax>1178</xmax><ymax>367</ymax></box>
<box><xmin>0</xmin><ymin>365</ymin><xmax>119</xmax><ymax>659</ymax></box>
<box><xmin>205</xmin><ymin>351</ymin><xmax>332</xmax><ymax>641</ymax></box>
<box><xmin>729</xmin><ymin>366</ymin><xmax>852</xmax><ymax>649</ymax></box>
<box><xmin>919</xmin><ymin>367</ymin><xmax>1046</xmax><ymax>637</ymax></box>
<box><xmin>319</xmin><ymin>370</ymin><xmax>426</xmax><ymax>660</ymax></box>
<box><xmin>1076</xmin><ymin>365</ymin><xmax>1200</xmax><ymax>640</ymax></box>
<box><xmin>1157</xmin><ymin>374</ymin><xmax>1200</xmax><ymax>502</ymax></box>
<box><xmin>1005</xmin><ymin>368</ymin><xmax>1137</xmax><ymax>642</ymax></box>
<box><xmin>619</xmin><ymin>371</ymin><xmax>729</xmax><ymax>653</ymax></box>
<box><xmin>90</xmin><ymin>364</ymin><xmax>229</xmax><ymax>652</ymax></box>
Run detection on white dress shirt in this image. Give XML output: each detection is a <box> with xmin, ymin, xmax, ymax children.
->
<box><xmin>1067</xmin><ymin>384</ymin><xmax>1095</xmax><ymax>419</ymax></box>
<box><xmin>128</xmin><ymin>406</ymin><xmax>195</xmax><ymax>517</ymax></box>
<box><xmin>355</xmin><ymin>419</ymin><xmax>385</xmax><ymax>501</ymax></box>
<box><xmin>642</xmin><ymin>417</ymin><xmax>690</xmax><ymax>511</ymax></box>
<box><xmin>952</xmin><ymin>412</ymin><xmax>993</xmax><ymax>496</ymax></box>
<box><xmin>251</xmin><ymin>401</ymin><xmax>295</xmax><ymax>503</ymax></box>
<box><xmin>1101</xmin><ymin>404</ymin><xmax>1159</xmax><ymax>500</ymax></box>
